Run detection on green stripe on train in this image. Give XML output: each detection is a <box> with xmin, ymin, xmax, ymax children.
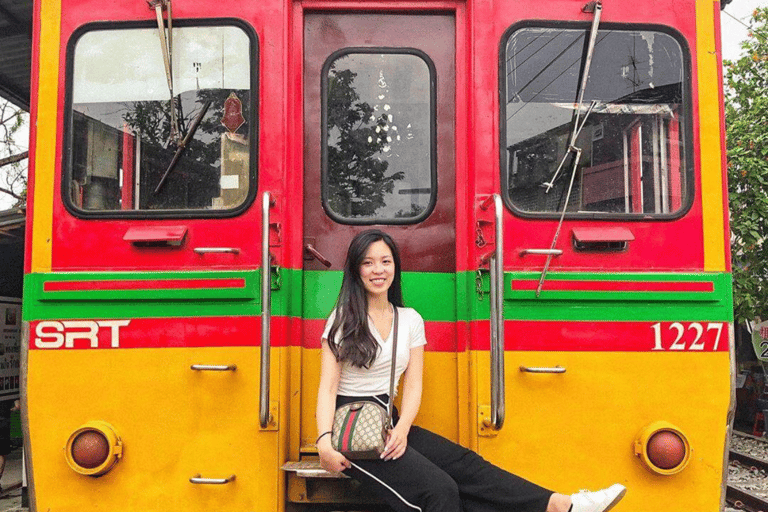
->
<box><xmin>478</xmin><ymin>271</ymin><xmax>733</xmax><ymax>322</ymax></box>
<box><xmin>286</xmin><ymin>270</ymin><xmax>733</xmax><ymax>322</ymax></box>
<box><xmin>22</xmin><ymin>269</ymin><xmax>458</xmax><ymax>321</ymax></box>
<box><xmin>28</xmin><ymin>270</ymin><xmax>260</xmax><ymax>301</ymax></box>
<box><xmin>23</xmin><ymin>271</ymin><xmax>262</xmax><ymax>321</ymax></box>
<box><xmin>23</xmin><ymin>269</ymin><xmax>733</xmax><ymax>323</ymax></box>
<box><xmin>301</xmin><ymin>270</ymin><xmax>457</xmax><ymax>321</ymax></box>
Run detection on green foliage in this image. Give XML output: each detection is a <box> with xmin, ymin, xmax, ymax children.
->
<box><xmin>116</xmin><ymin>89</ymin><xmax>248</xmax><ymax>209</ymax></box>
<box><xmin>726</xmin><ymin>7</ymin><xmax>768</xmax><ymax>323</ymax></box>
<box><xmin>122</xmin><ymin>88</ymin><xmax>245</xmax><ymax>169</ymax></box>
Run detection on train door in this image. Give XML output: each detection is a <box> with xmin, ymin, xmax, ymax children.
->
<box><xmin>297</xmin><ymin>10</ymin><xmax>461</xmax><ymax>466</ymax></box>
<box><xmin>27</xmin><ymin>17</ymin><xmax>281</xmax><ymax>510</ymax></box>
<box><xmin>471</xmin><ymin>14</ymin><xmax>731</xmax><ymax>508</ymax></box>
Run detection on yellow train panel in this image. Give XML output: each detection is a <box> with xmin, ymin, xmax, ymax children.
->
<box><xmin>696</xmin><ymin>0</ymin><xmax>728</xmax><ymax>272</ymax></box>
<box><xmin>26</xmin><ymin>347</ymin><xmax>286</xmax><ymax>511</ymax></box>
<box><xmin>475</xmin><ymin>351</ymin><xmax>730</xmax><ymax>511</ymax></box>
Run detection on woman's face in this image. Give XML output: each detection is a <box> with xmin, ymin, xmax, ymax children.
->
<box><xmin>359</xmin><ymin>240</ymin><xmax>395</xmax><ymax>300</ymax></box>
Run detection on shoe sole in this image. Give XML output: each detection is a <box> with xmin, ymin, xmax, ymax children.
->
<box><xmin>602</xmin><ymin>487</ymin><xmax>627</xmax><ymax>512</ymax></box>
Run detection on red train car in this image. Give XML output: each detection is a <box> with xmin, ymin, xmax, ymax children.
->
<box><xmin>23</xmin><ymin>0</ymin><xmax>732</xmax><ymax>510</ymax></box>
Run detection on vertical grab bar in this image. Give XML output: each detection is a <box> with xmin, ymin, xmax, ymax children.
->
<box><xmin>482</xmin><ymin>194</ymin><xmax>505</xmax><ymax>430</ymax></box>
<box><xmin>260</xmin><ymin>192</ymin><xmax>272</xmax><ymax>428</ymax></box>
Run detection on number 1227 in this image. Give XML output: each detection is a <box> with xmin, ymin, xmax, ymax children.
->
<box><xmin>651</xmin><ymin>322</ymin><xmax>725</xmax><ymax>351</ymax></box>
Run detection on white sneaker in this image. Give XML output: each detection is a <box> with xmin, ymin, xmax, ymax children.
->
<box><xmin>570</xmin><ymin>484</ymin><xmax>627</xmax><ymax>512</ymax></box>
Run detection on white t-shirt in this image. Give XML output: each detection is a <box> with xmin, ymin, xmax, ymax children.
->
<box><xmin>322</xmin><ymin>306</ymin><xmax>427</xmax><ymax>396</ymax></box>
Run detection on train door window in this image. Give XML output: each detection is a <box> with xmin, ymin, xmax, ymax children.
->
<box><xmin>322</xmin><ymin>50</ymin><xmax>436</xmax><ymax>224</ymax></box>
<box><xmin>501</xmin><ymin>26</ymin><xmax>691</xmax><ymax>217</ymax></box>
<box><xmin>65</xmin><ymin>23</ymin><xmax>256</xmax><ymax>215</ymax></box>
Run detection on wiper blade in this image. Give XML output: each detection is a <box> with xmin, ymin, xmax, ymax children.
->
<box><xmin>153</xmin><ymin>100</ymin><xmax>212</xmax><ymax>195</ymax></box>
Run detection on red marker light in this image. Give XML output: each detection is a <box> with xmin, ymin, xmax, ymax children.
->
<box><xmin>647</xmin><ymin>430</ymin><xmax>686</xmax><ymax>470</ymax></box>
<box><xmin>71</xmin><ymin>430</ymin><xmax>110</xmax><ymax>469</ymax></box>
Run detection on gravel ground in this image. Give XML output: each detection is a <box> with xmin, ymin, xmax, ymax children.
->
<box><xmin>728</xmin><ymin>460</ymin><xmax>768</xmax><ymax>498</ymax></box>
<box><xmin>727</xmin><ymin>431</ymin><xmax>768</xmax><ymax>511</ymax></box>
<box><xmin>732</xmin><ymin>432</ymin><xmax>768</xmax><ymax>461</ymax></box>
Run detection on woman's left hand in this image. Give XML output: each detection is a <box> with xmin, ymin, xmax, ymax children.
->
<box><xmin>381</xmin><ymin>424</ymin><xmax>409</xmax><ymax>461</ymax></box>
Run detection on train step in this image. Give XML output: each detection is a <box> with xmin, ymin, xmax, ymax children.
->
<box><xmin>282</xmin><ymin>460</ymin><xmax>384</xmax><ymax>506</ymax></box>
<box><xmin>281</xmin><ymin>460</ymin><xmax>348</xmax><ymax>479</ymax></box>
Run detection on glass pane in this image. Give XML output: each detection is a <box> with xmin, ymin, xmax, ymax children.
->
<box><xmin>324</xmin><ymin>52</ymin><xmax>433</xmax><ymax>221</ymax></box>
<box><xmin>503</xmin><ymin>28</ymin><xmax>688</xmax><ymax>215</ymax></box>
<box><xmin>70</xmin><ymin>26</ymin><xmax>252</xmax><ymax>212</ymax></box>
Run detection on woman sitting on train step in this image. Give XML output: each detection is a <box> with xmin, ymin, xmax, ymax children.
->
<box><xmin>316</xmin><ymin>229</ymin><xmax>627</xmax><ymax>512</ymax></box>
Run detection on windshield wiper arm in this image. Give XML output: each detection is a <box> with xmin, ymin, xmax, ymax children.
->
<box><xmin>153</xmin><ymin>100</ymin><xmax>212</xmax><ymax>195</ymax></box>
<box><xmin>542</xmin><ymin>0</ymin><xmax>603</xmax><ymax>192</ymax></box>
<box><xmin>536</xmin><ymin>1</ymin><xmax>603</xmax><ymax>297</ymax></box>
<box><xmin>540</xmin><ymin>100</ymin><xmax>598</xmax><ymax>191</ymax></box>
<box><xmin>147</xmin><ymin>0</ymin><xmax>181</xmax><ymax>146</ymax></box>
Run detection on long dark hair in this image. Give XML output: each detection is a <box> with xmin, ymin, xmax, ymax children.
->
<box><xmin>326</xmin><ymin>229</ymin><xmax>404</xmax><ymax>368</ymax></box>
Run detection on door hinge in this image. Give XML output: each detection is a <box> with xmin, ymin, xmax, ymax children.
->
<box><xmin>270</xmin><ymin>221</ymin><xmax>282</xmax><ymax>247</ymax></box>
<box><xmin>271</xmin><ymin>264</ymin><xmax>282</xmax><ymax>291</ymax></box>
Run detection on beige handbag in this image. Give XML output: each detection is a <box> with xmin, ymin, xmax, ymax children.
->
<box><xmin>331</xmin><ymin>308</ymin><xmax>399</xmax><ymax>459</ymax></box>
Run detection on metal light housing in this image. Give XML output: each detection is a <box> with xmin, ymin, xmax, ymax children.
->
<box><xmin>633</xmin><ymin>421</ymin><xmax>691</xmax><ymax>475</ymax></box>
<box><xmin>65</xmin><ymin>421</ymin><xmax>123</xmax><ymax>476</ymax></box>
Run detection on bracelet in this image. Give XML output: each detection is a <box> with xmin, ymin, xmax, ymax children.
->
<box><xmin>316</xmin><ymin>431</ymin><xmax>332</xmax><ymax>444</ymax></box>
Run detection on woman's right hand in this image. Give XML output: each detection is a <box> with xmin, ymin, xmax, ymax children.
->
<box><xmin>318</xmin><ymin>441</ymin><xmax>351</xmax><ymax>473</ymax></box>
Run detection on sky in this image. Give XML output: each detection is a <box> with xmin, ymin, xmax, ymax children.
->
<box><xmin>0</xmin><ymin>3</ymin><xmax>766</xmax><ymax>211</ymax></box>
<box><xmin>721</xmin><ymin>0</ymin><xmax>766</xmax><ymax>62</ymax></box>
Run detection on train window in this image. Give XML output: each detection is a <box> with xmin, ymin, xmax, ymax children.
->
<box><xmin>501</xmin><ymin>26</ymin><xmax>691</xmax><ymax>217</ymax></box>
<box><xmin>322</xmin><ymin>50</ymin><xmax>436</xmax><ymax>224</ymax></box>
<box><xmin>66</xmin><ymin>24</ymin><xmax>256</xmax><ymax>215</ymax></box>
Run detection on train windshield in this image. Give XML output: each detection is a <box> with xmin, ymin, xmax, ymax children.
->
<box><xmin>67</xmin><ymin>25</ymin><xmax>254</xmax><ymax>213</ymax></box>
<box><xmin>502</xmin><ymin>27</ymin><xmax>690</xmax><ymax>216</ymax></box>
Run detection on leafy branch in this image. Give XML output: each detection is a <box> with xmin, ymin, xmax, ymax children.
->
<box><xmin>0</xmin><ymin>100</ymin><xmax>28</xmax><ymax>208</ymax></box>
<box><xmin>725</xmin><ymin>7</ymin><xmax>768</xmax><ymax>323</ymax></box>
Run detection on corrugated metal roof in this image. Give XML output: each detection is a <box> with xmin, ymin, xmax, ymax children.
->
<box><xmin>0</xmin><ymin>0</ymin><xmax>32</xmax><ymax>110</ymax></box>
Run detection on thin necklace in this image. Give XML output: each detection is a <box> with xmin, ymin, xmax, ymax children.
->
<box><xmin>368</xmin><ymin>302</ymin><xmax>393</xmax><ymax>321</ymax></box>
<box><xmin>368</xmin><ymin>303</ymin><xmax>394</xmax><ymax>340</ymax></box>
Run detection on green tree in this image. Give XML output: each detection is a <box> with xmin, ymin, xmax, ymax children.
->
<box><xmin>326</xmin><ymin>66</ymin><xmax>404</xmax><ymax>218</ymax></box>
<box><xmin>0</xmin><ymin>99</ymin><xmax>28</xmax><ymax>209</ymax></box>
<box><xmin>725</xmin><ymin>7</ymin><xmax>768</xmax><ymax>323</ymax></box>
<box><xmin>121</xmin><ymin>88</ymin><xmax>246</xmax><ymax>169</ymax></box>
<box><xmin>115</xmin><ymin>88</ymin><xmax>248</xmax><ymax>208</ymax></box>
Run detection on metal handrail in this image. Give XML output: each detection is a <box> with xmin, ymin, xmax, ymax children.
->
<box><xmin>193</xmin><ymin>247</ymin><xmax>241</xmax><ymax>254</ymax></box>
<box><xmin>260</xmin><ymin>192</ymin><xmax>272</xmax><ymax>428</ymax></box>
<box><xmin>190</xmin><ymin>365</ymin><xmax>237</xmax><ymax>371</ymax></box>
<box><xmin>519</xmin><ymin>366</ymin><xmax>566</xmax><ymax>374</ymax></box>
<box><xmin>189</xmin><ymin>474</ymin><xmax>236</xmax><ymax>485</ymax></box>
<box><xmin>519</xmin><ymin>249</ymin><xmax>563</xmax><ymax>257</ymax></box>
<box><xmin>481</xmin><ymin>194</ymin><xmax>505</xmax><ymax>430</ymax></box>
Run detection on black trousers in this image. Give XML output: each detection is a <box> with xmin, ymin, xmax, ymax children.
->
<box><xmin>338</xmin><ymin>396</ymin><xmax>553</xmax><ymax>512</ymax></box>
